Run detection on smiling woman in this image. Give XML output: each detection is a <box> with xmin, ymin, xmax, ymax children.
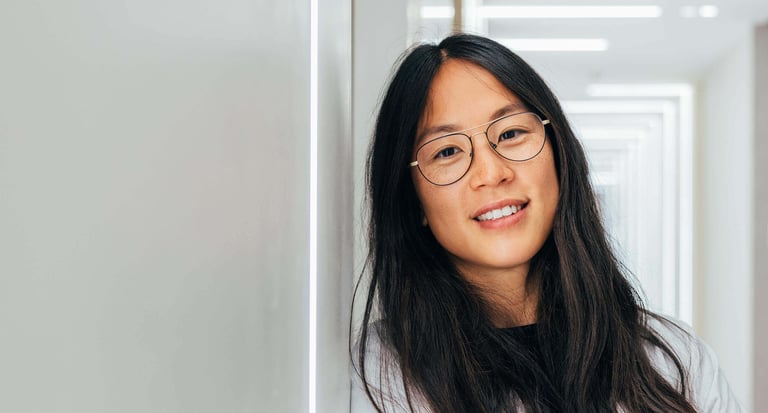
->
<box><xmin>351</xmin><ymin>33</ymin><xmax>741</xmax><ymax>413</ymax></box>
<box><xmin>410</xmin><ymin>60</ymin><xmax>559</xmax><ymax>327</ymax></box>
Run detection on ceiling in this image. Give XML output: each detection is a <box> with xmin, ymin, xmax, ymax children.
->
<box><xmin>417</xmin><ymin>0</ymin><xmax>768</xmax><ymax>99</ymax></box>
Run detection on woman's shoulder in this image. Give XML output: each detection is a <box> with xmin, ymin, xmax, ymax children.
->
<box><xmin>351</xmin><ymin>321</ymin><xmax>431</xmax><ymax>412</ymax></box>
<box><xmin>644</xmin><ymin>314</ymin><xmax>743</xmax><ymax>412</ymax></box>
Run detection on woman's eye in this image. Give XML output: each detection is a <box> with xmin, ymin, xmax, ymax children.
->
<box><xmin>435</xmin><ymin>146</ymin><xmax>461</xmax><ymax>159</ymax></box>
<box><xmin>498</xmin><ymin>129</ymin><xmax>522</xmax><ymax>141</ymax></box>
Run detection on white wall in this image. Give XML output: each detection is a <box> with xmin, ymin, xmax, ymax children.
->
<box><xmin>753</xmin><ymin>23</ymin><xmax>768</xmax><ymax>413</ymax></box>
<box><xmin>0</xmin><ymin>1</ymin><xmax>352</xmax><ymax>412</ymax></box>
<box><xmin>696</xmin><ymin>28</ymin><xmax>755</xmax><ymax>411</ymax></box>
<box><xmin>351</xmin><ymin>0</ymin><xmax>410</xmax><ymax>329</ymax></box>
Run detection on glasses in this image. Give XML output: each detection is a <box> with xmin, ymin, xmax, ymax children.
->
<box><xmin>409</xmin><ymin>112</ymin><xmax>550</xmax><ymax>186</ymax></box>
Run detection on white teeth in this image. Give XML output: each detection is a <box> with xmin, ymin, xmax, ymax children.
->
<box><xmin>476</xmin><ymin>204</ymin><xmax>521</xmax><ymax>222</ymax></box>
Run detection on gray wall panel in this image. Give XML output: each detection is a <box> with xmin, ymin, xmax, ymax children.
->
<box><xmin>0</xmin><ymin>0</ymin><xmax>351</xmax><ymax>412</ymax></box>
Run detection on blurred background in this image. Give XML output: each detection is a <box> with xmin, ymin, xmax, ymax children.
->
<box><xmin>0</xmin><ymin>0</ymin><xmax>765</xmax><ymax>412</ymax></box>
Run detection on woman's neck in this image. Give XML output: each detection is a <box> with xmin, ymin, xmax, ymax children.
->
<box><xmin>486</xmin><ymin>288</ymin><xmax>539</xmax><ymax>328</ymax></box>
<box><xmin>456</xmin><ymin>262</ymin><xmax>540</xmax><ymax>328</ymax></box>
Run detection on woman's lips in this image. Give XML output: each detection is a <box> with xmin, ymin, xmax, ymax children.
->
<box><xmin>475</xmin><ymin>204</ymin><xmax>522</xmax><ymax>221</ymax></box>
<box><xmin>473</xmin><ymin>202</ymin><xmax>528</xmax><ymax>229</ymax></box>
<box><xmin>472</xmin><ymin>199</ymin><xmax>528</xmax><ymax>221</ymax></box>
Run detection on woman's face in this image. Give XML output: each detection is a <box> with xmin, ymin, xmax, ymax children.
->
<box><xmin>412</xmin><ymin>59</ymin><xmax>559</xmax><ymax>282</ymax></box>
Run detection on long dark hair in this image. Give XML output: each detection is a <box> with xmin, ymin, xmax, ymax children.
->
<box><xmin>354</xmin><ymin>33</ymin><xmax>695</xmax><ymax>413</ymax></box>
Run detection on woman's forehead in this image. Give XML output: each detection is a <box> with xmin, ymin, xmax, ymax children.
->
<box><xmin>417</xmin><ymin>60</ymin><xmax>526</xmax><ymax>143</ymax></box>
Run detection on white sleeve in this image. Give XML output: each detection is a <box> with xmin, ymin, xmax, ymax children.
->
<box><xmin>688</xmin><ymin>334</ymin><xmax>743</xmax><ymax>413</ymax></box>
<box><xmin>350</xmin><ymin>328</ymin><xmax>430</xmax><ymax>413</ymax></box>
<box><xmin>350</xmin><ymin>335</ymin><xmax>385</xmax><ymax>412</ymax></box>
<box><xmin>350</xmin><ymin>367</ymin><xmax>383</xmax><ymax>413</ymax></box>
<box><xmin>648</xmin><ymin>317</ymin><xmax>743</xmax><ymax>413</ymax></box>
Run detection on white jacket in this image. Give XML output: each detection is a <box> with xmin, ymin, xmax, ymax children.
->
<box><xmin>351</xmin><ymin>317</ymin><xmax>742</xmax><ymax>412</ymax></box>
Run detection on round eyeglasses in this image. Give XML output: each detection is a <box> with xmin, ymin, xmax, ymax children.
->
<box><xmin>409</xmin><ymin>112</ymin><xmax>550</xmax><ymax>186</ymax></box>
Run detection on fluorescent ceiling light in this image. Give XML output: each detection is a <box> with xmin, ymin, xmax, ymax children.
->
<box><xmin>680</xmin><ymin>5</ymin><xmax>718</xmax><ymax>18</ymax></box>
<box><xmin>309</xmin><ymin>0</ymin><xmax>318</xmax><ymax>412</ymax></box>
<box><xmin>698</xmin><ymin>5</ymin><xmax>719</xmax><ymax>18</ymax></box>
<box><xmin>480</xmin><ymin>6</ymin><xmax>662</xmax><ymax>19</ymax></box>
<box><xmin>421</xmin><ymin>6</ymin><xmax>454</xmax><ymax>19</ymax></box>
<box><xmin>586</xmin><ymin>83</ymin><xmax>693</xmax><ymax>97</ymax></box>
<box><xmin>499</xmin><ymin>38</ymin><xmax>609</xmax><ymax>52</ymax></box>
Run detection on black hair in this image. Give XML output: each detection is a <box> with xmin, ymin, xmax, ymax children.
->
<box><xmin>353</xmin><ymin>33</ymin><xmax>695</xmax><ymax>413</ymax></box>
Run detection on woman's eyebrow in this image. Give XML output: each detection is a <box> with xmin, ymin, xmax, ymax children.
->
<box><xmin>416</xmin><ymin>103</ymin><xmax>526</xmax><ymax>145</ymax></box>
<box><xmin>490</xmin><ymin>103</ymin><xmax>525</xmax><ymax>120</ymax></box>
<box><xmin>417</xmin><ymin>124</ymin><xmax>461</xmax><ymax>144</ymax></box>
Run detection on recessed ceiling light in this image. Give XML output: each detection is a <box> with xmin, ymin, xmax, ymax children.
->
<box><xmin>479</xmin><ymin>6</ymin><xmax>662</xmax><ymax>19</ymax></box>
<box><xmin>698</xmin><ymin>5</ymin><xmax>719</xmax><ymax>18</ymax></box>
<box><xmin>498</xmin><ymin>38</ymin><xmax>609</xmax><ymax>52</ymax></box>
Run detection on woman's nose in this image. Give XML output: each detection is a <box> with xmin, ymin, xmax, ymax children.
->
<box><xmin>467</xmin><ymin>132</ymin><xmax>515</xmax><ymax>189</ymax></box>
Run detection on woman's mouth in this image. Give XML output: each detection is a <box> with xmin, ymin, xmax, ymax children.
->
<box><xmin>474</xmin><ymin>203</ymin><xmax>528</xmax><ymax>222</ymax></box>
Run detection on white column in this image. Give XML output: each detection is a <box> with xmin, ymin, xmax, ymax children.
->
<box><xmin>753</xmin><ymin>23</ymin><xmax>768</xmax><ymax>413</ymax></box>
<box><xmin>351</xmin><ymin>0</ymin><xmax>410</xmax><ymax>327</ymax></box>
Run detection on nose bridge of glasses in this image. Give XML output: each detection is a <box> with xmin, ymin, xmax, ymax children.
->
<box><xmin>468</xmin><ymin>129</ymin><xmax>497</xmax><ymax>151</ymax></box>
<box><xmin>468</xmin><ymin>130</ymin><xmax>487</xmax><ymax>139</ymax></box>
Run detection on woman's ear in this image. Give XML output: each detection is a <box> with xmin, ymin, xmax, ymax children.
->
<box><xmin>422</xmin><ymin>215</ymin><xmax>428</xmax><ymax>227</ymax></box>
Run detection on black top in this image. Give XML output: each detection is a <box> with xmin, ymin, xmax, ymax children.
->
<box><xmin>501</xmin><ymin>323</ymin><xmax>538</xmax><ymax>343</ymax></box>
<box><xmin>499</xmin><ymin>323</ymin><xmax>549</xmax><ymax>377</ymax></box>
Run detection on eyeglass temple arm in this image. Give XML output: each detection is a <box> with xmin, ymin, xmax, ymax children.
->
<box><xmin>409</xmin><ymin>161</ymin><xmax>419</xmax><ymax>167</ymax></box>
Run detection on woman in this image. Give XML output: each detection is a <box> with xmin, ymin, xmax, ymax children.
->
<box><xmin>352</xmin><ymin>33</ymin><xmax>740</xmax><ymax>412</ymax></box>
